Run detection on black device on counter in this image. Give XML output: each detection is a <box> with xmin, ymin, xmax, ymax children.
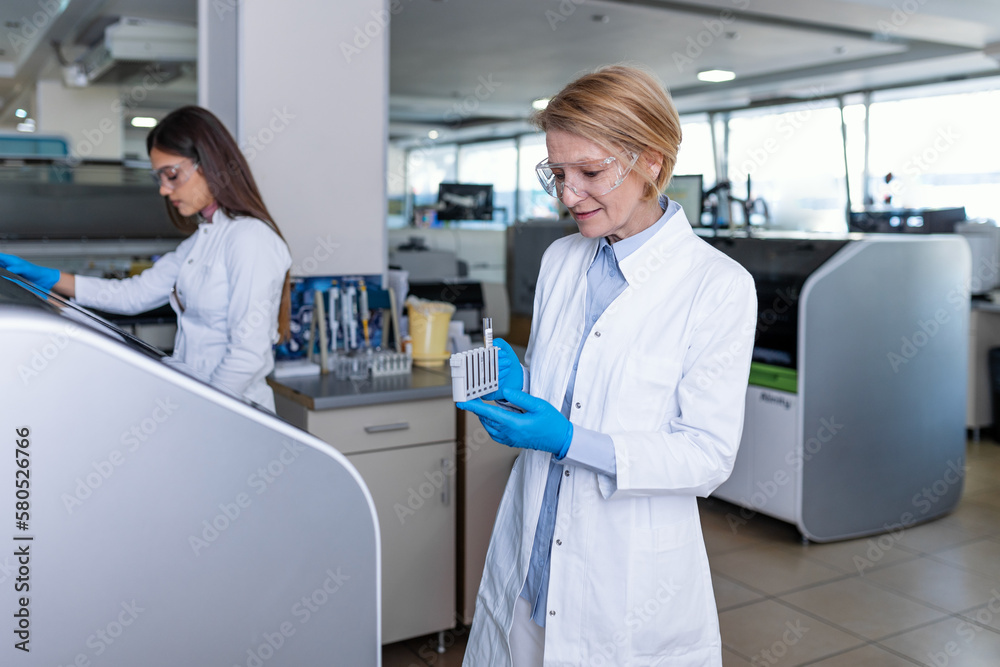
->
<box><xmin>849</xmin><ymin>207</ymin><xmax>966</xmax><ymax>234</ymax></box>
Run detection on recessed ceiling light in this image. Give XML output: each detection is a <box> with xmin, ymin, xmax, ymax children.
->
<box><xmin>14</xmin><ymin>108</ymin><xmax>27</xmax><ymax>118</ymax></box>
<box><xmin>131</xmin><ymin>116</ymin><xmax>157</xmax><ymax>128</ymax></box>
<box><xmin>531</xmin><ymin>98</ymin><xmax>550</xmax><ymax>111</ymax></box>
<box><xmin>428</xmin><ymin>130</ymin><xmax>439</xmax><ymax>139</ymax></box>
<box><xmin>697</xmin><ymin>69</ymin><xmax>736</xmax><ymax>83</ymax></box>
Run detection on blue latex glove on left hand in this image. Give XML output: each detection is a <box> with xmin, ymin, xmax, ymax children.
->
<box><xmin>458</xmin><ymin>388</ymin><xmax>573</xmax><ymax>459</ymax></box>
<box><xmin>482</xmin><ymin>337</ymin><xmax>524</xmax><ymax>401</ymax></box>
<box><xmin>0</xmin><ymin>253</ymin><xmax>60</xmax><ymax>291</ymax></box>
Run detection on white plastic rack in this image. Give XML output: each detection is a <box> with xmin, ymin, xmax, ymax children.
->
<box><xmin>450</xmin><ymin>318</ymin><xmax>499</xmax><ymax>402</ymax></box>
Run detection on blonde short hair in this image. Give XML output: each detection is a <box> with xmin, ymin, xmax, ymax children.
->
<box><xmin>532</xmin><ymin>65</ymin><xmax>682</xmax><ymax>201</ymax></box>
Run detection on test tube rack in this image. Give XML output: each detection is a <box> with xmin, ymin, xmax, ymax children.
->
<box><xmin>450</xmin><ymin>317</ymin><xmax>499</xmax><ymax>402</ymax></box>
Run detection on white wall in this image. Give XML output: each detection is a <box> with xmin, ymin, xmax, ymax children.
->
<box><xmin>230</xmin><ymin>0</ymin><xmax>388</xmax><ymax>277</ymax></box>
<box><xmin>36</xmin><ymin>80</ymin><xmax>123</xmax><ymax>160</ymax></box>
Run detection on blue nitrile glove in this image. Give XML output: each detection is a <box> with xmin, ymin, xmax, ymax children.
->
<box><xmin>458</xmin><ymin>388</ymin><xmax>573</xmax><ymax>459</ymax></box>
<box><xmin>483</xmin><ymin>338</ymin><xmax>524</xmax><ymax>401</ymax></box>
<box><xmin>0</xmin><ymin>253</ymin><xmax>60</xmax><ymax>291</ymax></box>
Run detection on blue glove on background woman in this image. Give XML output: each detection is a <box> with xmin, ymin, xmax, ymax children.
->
<box><xmin>0</xmin><ymin>253</ymin><xmax>60</xmax><ymax>291</ymax></box>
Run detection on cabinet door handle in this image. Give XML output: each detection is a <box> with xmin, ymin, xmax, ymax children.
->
<box><xmin>440</xmin><ymin>458</ymin><xmax>451</xmax><ymax>506</ymax></box>
<box><xmin>363</xmin><ymin>422</ymin><xmax>410</xmax><ymax>434</ymax></box>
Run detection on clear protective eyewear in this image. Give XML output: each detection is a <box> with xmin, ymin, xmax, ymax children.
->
<box><xmin>150</xmin><ymin>160</ymin><xmax>199</xmax><ymax>191</ymax></box>
<box><xmin>536</xmin><ymin>152</ymin><xmax>639</xmax><ymax>199</ymax></box>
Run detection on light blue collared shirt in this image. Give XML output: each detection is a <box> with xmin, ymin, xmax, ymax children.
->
<box><xmin>520</xmin><ymin>196</ymin><xmax>680</xmax><ymax>627</ymax></box>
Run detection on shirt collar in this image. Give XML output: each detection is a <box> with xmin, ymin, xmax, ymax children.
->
<box><xmin>598</xmin><ymin>195</ymin><xmax>678</xmax><ymax>263</ymax></box>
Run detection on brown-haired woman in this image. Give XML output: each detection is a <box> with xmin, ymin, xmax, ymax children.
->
<box><xmin>0</xmin><ymin>105</ymin><xmax>292</xmax><ymax>411</ymax></box>
<box><xmin>458</xmin><ymin>66</ymin><xmax>757</xmax><ymax>665</ymax></box>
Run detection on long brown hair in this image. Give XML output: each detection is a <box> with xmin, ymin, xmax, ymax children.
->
<box><xmin>147</xmin><ymin>106</ymin><xmax>292</xmax><ymax>341</ymax></box>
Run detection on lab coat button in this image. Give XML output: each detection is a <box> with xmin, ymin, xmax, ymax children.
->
<box><xmin>556</xmin><ymin>539</ymin><xmax>562</xmax><ymax>546</ymax></box>
<box><xmin>594</xmin><ymin>331</ymin><xmax>601</xmax><ymax>337</ymax></box>
<box><xmin>564</xmin><ymin>470</ymin><xmax>570</xmax><ymax>477</ymax></box>
<box><xmin>549</xmin><ymin>610</ymin><xmax>556</xmax><ymax>616</ymax></box>
<box><xmin>187</xmin><ymin>259</ymin><xmax>193</xmax><ymax>264</ymax></box>
<box><xmin>575</xmin><ymin>402</ymin><xmax>581</xmax><ymax>409</ymax></box>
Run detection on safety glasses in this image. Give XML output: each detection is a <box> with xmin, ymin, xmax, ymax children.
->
<box><xmin>535</xmin><ymin>152</ymin><xmax>639</xmax><ymax>199</ymax></box>
<box><xmin>150</xmin><ymin>160</ymin><xmax>199</xmax><ymax>191</ymax></box>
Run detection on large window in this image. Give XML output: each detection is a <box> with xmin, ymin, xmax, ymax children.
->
<box><xmin>868</xmin><ymin>84</ymin><xmax>1000</xmax><ymax>222</ymax></box>
<box><xmin>457</xmin><ymin>139</ymin><xmax>516</xmax><ymax>224</ymax></box>
<box><xmin>727</xmin><ymin>102</ymin><xmax>847</xmax><ymax>232</ymax></box>
<box><xmin>397</xmin><ymin>76</ymin><xmax>1000</xmax><ymax>231</ymax></box>
<box><xmin>517</xmin><ymin>133</ymin><xmax>559</xmax><ymax>221</ymax></box>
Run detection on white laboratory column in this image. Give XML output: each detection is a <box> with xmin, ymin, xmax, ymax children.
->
<box><xmin>199</xmin><ymin>0</ymin><xmax>388</xmax><ymax>277</ymax></box>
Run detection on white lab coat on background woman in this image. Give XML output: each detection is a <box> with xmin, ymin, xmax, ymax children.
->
<box><xmin>464</xmin><ymin>207</ymin><xmax>757</xmax><ymax>666</ymax></box>
<box><xmin>74</xmin><ymin>209</ymin><xmax>291</xmax><ymax>411</ymax></box>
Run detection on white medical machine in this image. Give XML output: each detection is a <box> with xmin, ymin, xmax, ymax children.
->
<box><xmin>0</xmin><ymin>269</ymin><xmax>380</xmax><ymax>665</ymax></box>
<box><xmin>708</xmin><ymin>234</ymin><xmax>970</xmax><ymax>542</ymax></box>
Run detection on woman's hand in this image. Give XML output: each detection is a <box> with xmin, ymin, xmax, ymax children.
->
<box><xmin>482</xmin><ymin>338</ymin><xmax>524</xmax><ymax>401</ymax></box>
<box><xmin>458</xmin><ymin>388</ymin><xmax>573</xmax><ymax>459</ymax></box>
<box><xmin>0</xmin><ymin>254</ymin><xmax>61</xmax><ymax>291</ymax></box>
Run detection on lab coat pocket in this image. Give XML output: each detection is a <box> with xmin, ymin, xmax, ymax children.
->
<box><xmin>628</xmin><ymin>519</ymin><xmax>713</xmax><ymax>659</ymax></box>
<box><xmin>617</xmin><ymin>353</ymin><xmax>679</xmax><ymax>431</ymax></box>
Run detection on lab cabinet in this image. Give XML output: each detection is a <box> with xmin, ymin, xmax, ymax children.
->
<box><xmin>349</xmin><ymin>441</ymin><xmax>456</xmax><ymax>644</ymax></box>
<box><xmin>275</xmin><ymin>394</ymin><xmax>457</xmax><ymax>644</ymax></box>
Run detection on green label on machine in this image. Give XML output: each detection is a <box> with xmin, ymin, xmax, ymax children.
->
<box><xmin>748</xmin><ymin>362</ymin><xmax>797</xmax><ymax>393</ymax></box>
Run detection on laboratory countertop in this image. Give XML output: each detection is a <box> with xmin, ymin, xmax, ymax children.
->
<box><xmin>268</xmin><ymin>362</ymin><xmax>454</xmax><ymax>411</ymax></box>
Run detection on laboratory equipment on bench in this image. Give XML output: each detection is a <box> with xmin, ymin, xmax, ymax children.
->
<box><xmin>451</xmin><ymin>318</ymin><xmax>500</xmax><ymax>401</ymax></box>
<box><xmin>0</xmin><ymin>268</ymin><xmax>379</xmax><ymax>665</ymax></box>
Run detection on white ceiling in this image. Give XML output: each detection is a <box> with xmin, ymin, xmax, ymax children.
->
<box><xmin>0</xmin><ymin>0</ymin><xmax>997</xmax><ymax>141</ymax></box>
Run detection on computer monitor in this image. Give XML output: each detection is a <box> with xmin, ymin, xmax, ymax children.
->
<box><xmin>437</xmin><ymin>182</ymin><xmax>494</xmax><ymax>221</ymax></box>
<box><xmin>664</xmin><ymin>174</ymin><xmax>704</xmax><ymax>225</ymax></box>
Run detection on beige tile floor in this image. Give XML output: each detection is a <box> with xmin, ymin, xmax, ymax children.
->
<box><xmin>384</xmin><ymin>441</ymin><xmax>1000</xmax><ymax>666</ymax></box>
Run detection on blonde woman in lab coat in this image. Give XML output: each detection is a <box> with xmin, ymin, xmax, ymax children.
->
<box><xmin>458</xmin><ymin>66</ymin><xmax>758</xmax><ymax>666</ymax></box>
<box><xmin>0</xmin><ymin>106</ymin><xmax>291</xmax><ymax>411</ymax></box>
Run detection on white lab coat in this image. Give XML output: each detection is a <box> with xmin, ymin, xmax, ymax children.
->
<box><xmin>74</xmin><ymin>210</ymin><xmax>291</xmax><ymax>411</ymax></box>
<box><xmin>464</xmin><ymin>207</ymin><xmax>757</xmax><ymax>666</ymax></box>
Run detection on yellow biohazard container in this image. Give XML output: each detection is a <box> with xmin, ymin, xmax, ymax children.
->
<box><xmin>405</xmin><ymin>296</ymin><xmax>456</xmax><ymax>366</ymax></box>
